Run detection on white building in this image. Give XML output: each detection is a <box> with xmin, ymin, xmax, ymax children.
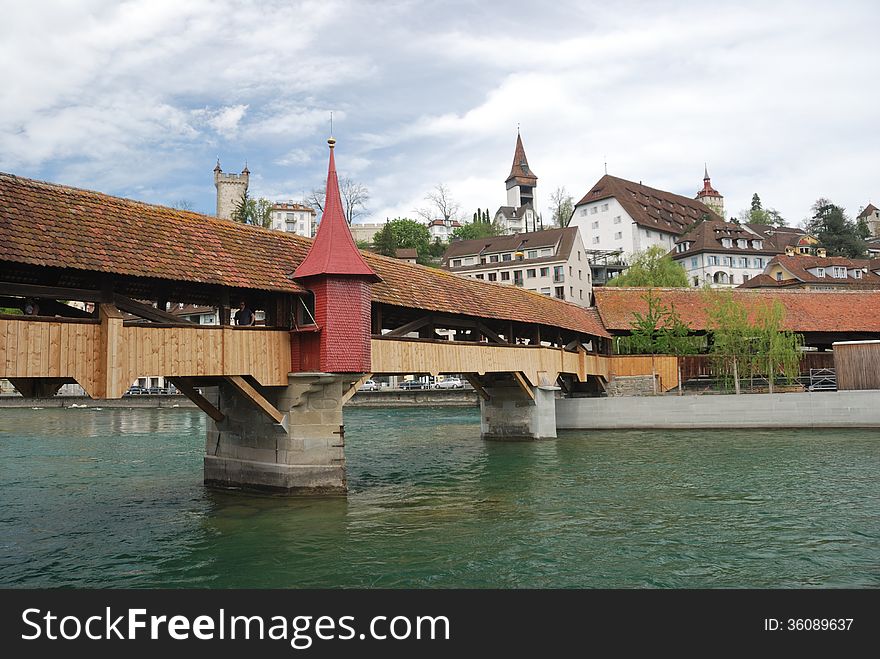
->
<box><xmin>426</xmin><ymin>218</ymin><xmax>462</xmax><ymax>242</ymax></box>
<box><xmin>441</xmin><ymin>227</ymin><xmax>592</xmax><ymax>306</ymax></box>
<box><xmin>569</xmin><ymin>174</ymin><xmax>724</xmax><ymax>259</ymax></box>
<box><xmin>270</xmin><ymin>202</ymin><xmax>317</xmax><ymax>237</ymax></box>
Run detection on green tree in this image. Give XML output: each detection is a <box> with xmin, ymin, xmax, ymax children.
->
<box><xmin>373</xmin><ymin>218</ymin><xmax>431</xmax><ymax>263</ymax></box>
<box><xmin>453</xmin><ymin>220</ymin><xmax>502</xmax><ymax>241</ymax></box>
<box><xmin>738</xmin><ymin>193</ymin><xmax>787</xmax><ymax>227</ymax></box>
<box><xmin>804</xmin><ymin>199</ymin><xmax>866</xmax><ymax>258</ymax></box>
<box><xmin>605</xmin><ymin>245</ymin><xmax>688</xmax><ymax>287</ymax></box>
<box><xmin>231</xmin><ymin>191</ymin><xmax>273</xmax><ymax>228</ymax></box>
<box><xmin>751</xmin><ymin>300</ymin><xmax>804</xmax><ymax>393</ymax></box>
<box><xmin>706</xmin><ymin>290</ymin><xmax>752</xmax><ymax>393</ymax></box>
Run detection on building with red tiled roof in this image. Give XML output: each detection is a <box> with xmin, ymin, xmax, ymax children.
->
<box><xmin>569</xmin><ymin>174</ymin><xmax>724</xmax><ymax>259</ymax></box>
<box><xmin>594</xmin><ymin>287</ymin><xmax>880</xmax><ymax>348</ymax></box>
<box><xmin>738</xmin><ymin>253</ymin><xmax>880</xmax><ymax>290</ymax></box>
<box><xmin>441</xmin><ymin>227</ymin><xmax>592</xmax><ymax>306</ymax></box>
<box><xmin>671</xmin><ymin>220</ymin><xmax>813</xmax><ymax>288</ymax></box>
<box><xmin>425</xmin><ymin>218</ymin><xmax>462</xmax><ymax>243</ymax></box>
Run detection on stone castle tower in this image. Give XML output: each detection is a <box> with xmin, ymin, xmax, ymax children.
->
<box><xmin>695</xmin><ymin>164</ymin><xmax>725</xmax><ymax>218</ymax></box>
<box><xmin>214</xmin><ymin>160</ymin><xmax>250</xmax><ymax>219</ymax></box>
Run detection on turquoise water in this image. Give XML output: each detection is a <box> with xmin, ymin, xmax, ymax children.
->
<box><xmin>0</xmin><ymin>406</ymin><xmax>878</xmax><ymax>588</ymax></box>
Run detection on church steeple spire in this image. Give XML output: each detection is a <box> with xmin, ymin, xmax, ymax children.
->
<box><xmin>695</xmin><ymin>163</ymin><xmax>725</xmax><ymax>218</ymax></box>
<box><xmin>505</xmin><ymin>130</ymin><xmax>538</xmax><ymax>211</ymax></box>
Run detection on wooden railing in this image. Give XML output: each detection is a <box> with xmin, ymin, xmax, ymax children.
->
<box><xmin>370</xmin><ymin>336</ymin><xmax>610</xmax><ymax>386</ymax></box>
<box><xmin>0</xmin><ymin>311</ymin><xmax>291</xmax><ymax>398</ymax></box>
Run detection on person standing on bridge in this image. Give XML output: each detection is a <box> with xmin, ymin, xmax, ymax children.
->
<box><xmin>234</xmin><ymin>300</ymin><xmax>255</xmax><ymax>326</ymax></box>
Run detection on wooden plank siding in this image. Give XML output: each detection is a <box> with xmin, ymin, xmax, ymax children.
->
<box><xmin>608</xmin><ymin>355</ymin><xmax>680</xmax><ymax>391</ymax></box>
<box><xmin>834</xmin><ymin>341</ymin><xmax>880</xmax><ymax>390</ymax></box>
<box><xmin>370</xmin><ymin>337</ymin><xmax>610</xmax><ymax>386</ymax></box>
<box><xmin>0</xmin><ymin>317</ymin><xmax>290</xmax><ymax>398</ymax></box>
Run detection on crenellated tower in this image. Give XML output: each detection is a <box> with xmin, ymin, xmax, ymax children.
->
<box><xmin>214</xmin><ymin>160</ymin><xmax>250</xmax><ymax>220</ymax></box>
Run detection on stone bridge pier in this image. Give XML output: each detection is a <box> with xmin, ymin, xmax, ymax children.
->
<box><xmin>203</xmin><ymin>373</ymin><xmax>360</xmax><ymax>494</ymax></box>
<box><xmin>475</xmin><ymin>373</ymin><xmax>560</xmax><ymax>441</ymax></box>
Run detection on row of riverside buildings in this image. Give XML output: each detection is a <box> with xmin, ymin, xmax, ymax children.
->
<box><xmin>440</xmin><ymin>132</ymin><xmax>880</xmax><ymax>306</ymax></box>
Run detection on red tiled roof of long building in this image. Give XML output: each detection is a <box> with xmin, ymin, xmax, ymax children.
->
<box><xmin>594</xmin><ymin>287</ymin><xmax>880</xmax><ymax>333</ymax></box>
<box><xmin>0</xmin><ymin>172</ymin><xmax>610</xmax><ymax>338</ymax></box>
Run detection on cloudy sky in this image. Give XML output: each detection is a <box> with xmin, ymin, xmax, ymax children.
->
<box><xmin>2</xmin><ymin>0</ymin><xmax>878</xmax><ymax>226</ymax></box>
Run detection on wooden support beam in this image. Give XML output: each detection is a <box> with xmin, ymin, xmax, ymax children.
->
<box><xmin>463</xmin><ymin>374</ymin><xmax>490</xmax><ymax>400</ymax></box>
<box><xmin>168</xmin><ymin>378</ymin><xmax>225</xmax><ymax>422</ymax></box>
<box><xmin>512</xmin><ymin>372</ymin><xmax>536</xmax><ymax>401</ymax></box>
<box><xmin>98</xmin><ymin>303</ymin><xmax>125</xmax><ymax>398</ymax></box>
<box><xmin>341</xmin><ymin>373</ymin><xmax>373</xmax><ymax>404</ymax></box>
<box><xmin>113</xmin><ymin>294</ymin><xmax>194</xmax><ymax>324</ymax></box>
<box><xmin>225</xmin><ymin>376</ymin><xmax>284</xmax><ymax>424</ymax></box>
<box><xmin>0</xmin><ymin>281</ymin><xmax>103</xmax><ymax>302</ymax></box>
<box><xmin>385</xmin><ymin>315</ymin><xmax>431</xmax><ymax>337</ymax></box>
<box><xmin>477</xmin><ymin>322</ymin><xmax>506</xmax><ymax>345</ymax></box>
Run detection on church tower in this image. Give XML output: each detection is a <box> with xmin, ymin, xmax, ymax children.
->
<box><xmin>695</xmin><ymin>164</ymin><xmax>724</xmax><ymax>218</ymax></box>
<box><xmin>214</xmin><ymin>160</ymin><xmax>250</xmax><ymax>219</ymax></box>
<box><xmin>505</xmin><ymin>130</ymin><xmax>538</xmax><ymax>210</ymax></box>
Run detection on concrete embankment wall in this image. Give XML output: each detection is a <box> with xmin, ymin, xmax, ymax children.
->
<box><xmin>556</xmin><ymin>390</ymin><xmax>880</xmax><ymax>429</ymax></box>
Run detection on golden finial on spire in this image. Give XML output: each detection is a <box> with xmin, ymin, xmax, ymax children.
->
<box><xmin>328</xmin><ymin>111</ymin><xmax>335</xmax><ymax>148</ymax></box>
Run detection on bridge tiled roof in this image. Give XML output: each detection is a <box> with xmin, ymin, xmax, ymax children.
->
<box><xmin>594</xmin><ymin>287</ymin><xmax>880</xmax><ymax>333</ymax></box>
<box><xmin>0</xmin><ymin>173</ymin><xmax>610</xmax><ymax>338</ymax></box>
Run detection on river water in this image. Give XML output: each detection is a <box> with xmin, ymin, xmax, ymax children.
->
<box><xmin>0</xmin><ymin>407</ymin><xmax>877</xmax><ymax>588</ymax></box>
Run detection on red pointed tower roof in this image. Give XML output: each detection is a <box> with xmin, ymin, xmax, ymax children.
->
<box><xmin>506</xmin><ymin>131</ymin><xmax>538</xmax><ymax>185</ymax></box>
<box><xmin>293</xmin><ymin>138</ymin><xmax>381</xmax><ymax>282</ymax></box>
<box><xmin>697</xmin><ymin>163</ymin><xmax>720</xmax><ymax>197</ymax></box>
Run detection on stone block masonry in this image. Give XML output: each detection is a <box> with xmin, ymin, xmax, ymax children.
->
<box><xmin>556</xmin><ymin>390</ymin><xmax>880</xmax><ymax>429</ymax></box>
<box><xmin>605</xmin><ymin>375</ymin><xmax>658</xmax><ymax>397</ymax></box>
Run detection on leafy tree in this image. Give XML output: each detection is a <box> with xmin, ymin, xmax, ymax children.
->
<box><xmin>231</xmin><ymin>191</ymin><xmax>273</xmax><ymax>228</ymax></box>
<box><xmin>706</xmin><ymin>291</ymin><xmax>804</xmax><ymax>393</ymax></box>
<box><xmin>549</xmin><ymin>187</ymin><xmax>574</xmax><ymax>227</ymax></box>
<box><xmin>738</xmin><ymin>193</ymin><xmax>787</xmax><ymax>227</ymax></box>
<box><xmin>803</xmin><ymin>199</ymin><xmax>866</xmax><ymax>258</ymax></box>
<box><xmin>453</xmin><ymin>220</ymin><xmax>502</xmax><ymax>241</ymax></box>
<box><xmin>605</xmin><ymin>245</ymin><xmax>688</xmax><ymax>287</ymax></box>
<box><xmin>373</xmin><ymin>218</ymin><xmax>431</xmax><ymax>263</ymax></box>
<box><xmin>355</xmin><ymin>239</ymin><xmax>372</xmax><ymax>250</ymax></box>
<box><xmin>427</xmin><ymin>237</ymin><xmax>447</xmax><ymax>258</ymax></box>
<box><xmin>306</xmin><ymin>178</ymin><xmax>369</xmax><ymax>224</ymax></box>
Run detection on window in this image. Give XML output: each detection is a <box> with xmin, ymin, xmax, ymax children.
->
<box><xmin>833</xmin><ymin>266</ymin><xmax>846</xmax><ymax>278</ymax></box>
<box><xmin>452</xmin><ymin>259</ymin><xmax>462</xmax><ymax>267</ymax></box>
<box><xmin>590</xmin><ymin>207</ymin><xmax>598</xmax><ymax>214</ymax></box>
<box><xmin>488</xmin><ymin>273</ymin><xmax>497</xmax><ymax>281</ymax></box>
<box><xmin>555</xmin><ymin>286</ymin><xmax>565</xmax><ymax>299</ymax></box>
<box><xmin>540</xmin><ymin>267</ymin><xmax>550</xmax><ymax>277</ymax></box>
<box><xmin>691</xmin><ymin>257</ymin><xmax>698</xmax><ymax>268</ymax></box>
<box><xmin>592</xmin><ymin>221</ymin><xmax>599</xmax><ymax>229</ymax></box>
<box><xmin>541</xmin><ymin>248</ymin><xmax>553</xmax><ymax>256</ymax></box>
<box><xmin>527</xmin><ymin>250</ymin><xmax>537</xmax><ymax>259</ymax></box>
<box><xmin>501</xmin><ymin>271</ymin><xmax>510</xmax><ymax>281</ymax></box>
<box><xmin>502</xmin><ymin>253</ymin><xmax>512</xmax><ymax>261</ymax></box>
<box><xmin>754</xmin><ymin>258</ymin><xmax>763</xmax><ymax>268</ymax></box>
<box><xmin>553</xmin><ymin>266</ymin><xmax>564</xmax><ymax>283</ymax></box>
<box><xmin>570</xmin><ymin>286</ymin><xmax>574</xmax><ymax>296</ymax></box>
<box><xmin>752</xmin><ymin>240</ymin><xmax>763</xmax><ymax>249</ymax></box>
<box><xmin>721</xmin><ymin>238</ymin><xmax>732</xmax><ymax>248</ymax></box>
<box><xmin>737</xmin><ymin>239</ymin><xmax>747</xmax><ymax>249</ymax></box>
<box><xmin>578</xmin><ymin>270</ymin><xmax>582</xmax><ymax>280</ymax></box>
<box><xmin>475</xmin><ymin>274</ymin><xmax>484</xmax><ymax>279</ymax></box>
<box><xmin>489</xmin><ymin>255</ymin><xmax>499</xmax><ymax>263</ymax></box>
<box><xmin>286</xmin><ymin>212</ymin><xmax>294</xmax><ymax>220</ymax></box>
<box><xmin>816</xmin><ymin>267</ymin><xmax>825</xmax><ymax>278</ymax></box>
<box><xmin>646</xmin><ymin>230</ymin><xmax>653</xmax><ymax>238</ymax></box>
<box><xmin>693</xmin><ymin>276</ymin><xmax>699</xmax><ymax>287</ymax></box>
<box><xmin>614</xmin><ymin>231</ymin><xmax>622</xmax><ymax>239</ymax></box>
<box><xmin>580</xmin><ymin>290</ymin><xmax>583</xmax><ymax>300</ymax></box>
<box><xmin>722</xmin><ymin>257</ymin><xmax>731</xmax><ymax>266</ymax></box>
<box><xmin>776</xmin><ymin>272</ymin><xmax>783</xmax><ymax>281</ymax></box>
<box><xmin>613</xmin><ymin>216</ymin><xmax>621</xmax><ymax>224</ymax></box>
<box><xmin>514</xmin><ymin>270</ymin><xmax>523</xmax><ymax>286</ymax></box>
<box><xmin>855</xmin><ymin>269</ymin><xmax>863</xmax><ymax>279</ymax></box>
<box><xmin>592</xmin><ymin>236</ymin><xmax>600</xmax><ymax>244</ymax></box>
<box><xmin>577</xmin><ymin>251</ymin><xmax>581</xmax><ymax>261</ymax></box>
<box><xmin>541</xmin><ymin>287</ymin><xmax>551</xmax><ymax>295</ymax></box>
<box><xmin>580</xmin><ymin>208</ymin><xmax>587</xmax><ymax>216</ymax></box>
<box><xmin>739</xmin><ymin>257</ymin><xmax>748</xmax><ymax>268</ymax></box>
<box><xmin>742</xmin><ymin>274</ymin><xmax>750</xmax><ymax>282</ymax></box>
<box><xmin>480</xmin><ymin>257</ymin><xmax>487</xmax><ymax>264</ymax></box>
<box><xmin>526</xmin><ymin>268</ymin><xmax>536</xmax><ymax>278</ymax></box>
<box><xmin>569</xmin><ymin>266</ymin><xmax>573</xmax><ymax>276</ymax></box>
<box><xmin>708</xmin><ymin>256</ymin><xmax>718</xmax><ymax>265</ymax></box>
<box><xmin>600</xmin><ymin>203</ymin><xmax>609</xmax><ymax>212</ymax></box>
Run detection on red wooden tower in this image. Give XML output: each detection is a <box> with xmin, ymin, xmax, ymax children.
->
<box><xmin>292</xmin><ymin>138</ymin><xmax>381</xmax><ymax>372</ymax></box>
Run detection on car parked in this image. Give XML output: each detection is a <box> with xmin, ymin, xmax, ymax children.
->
<box><xmin>399</xmin><ymin>379</ymin><xmax>428</xmax><ymax>390</ymax></box>
<box><xmin>434</xmin><ymin>377</ymin><xmax>464</xmax><ymax>389</ymax></box>
<box><xmin>125</xmin><ymin>386</ymin><xmax>143</xmax><ymax>396</ymax></box>
<box><xmin>359</xmin><ymin>379</ymin><xmax>379</xmax><ymax>391</ymax></box>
